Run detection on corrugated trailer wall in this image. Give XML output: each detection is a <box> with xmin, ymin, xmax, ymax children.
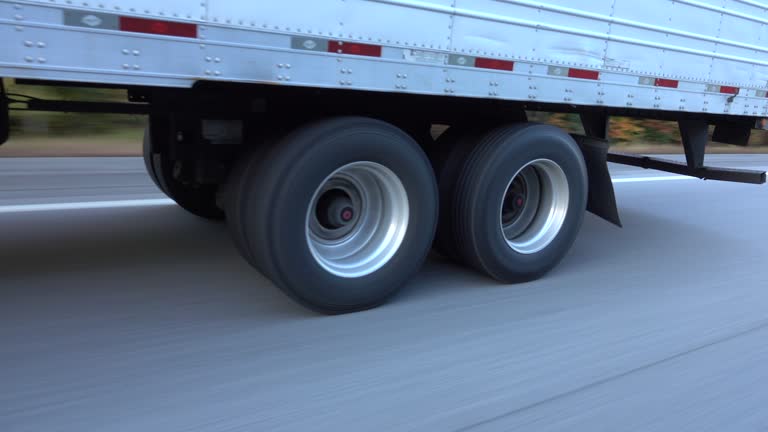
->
<box><xmin>4</xmin><ymin>0</ymin><xmax>768</xmax><ymax>115</ymax></box>
<box><xmin>12</xmin><ymin>0</ymin><xmax>768</xmax><ymax>90</ymax></box>
<box><xmin>202</xmin><ymin>0</ymin><xmax>768</xmax><ymax>88</ymax></box>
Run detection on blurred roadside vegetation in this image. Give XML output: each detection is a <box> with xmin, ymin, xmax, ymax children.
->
<box><xmin>4</xmin><ymin>79</ymin><xmax>146</xmax><ymax>138</ymax></box>
<box><xmin>527</xmin><ymin>111</ymin><xmax>768</xmax><ymax>147</ymax></box>
<box><xmin>3</xmin><ymin>79</ymin><xmax>767</xmax><ymax>154</ymax></box>
<box><xmin>527</xmin><ymin>111</ymin><xmax>684</xmax><ymax>145</ymax></box>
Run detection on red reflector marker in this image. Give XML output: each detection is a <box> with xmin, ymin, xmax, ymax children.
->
<box><xmin>327</xmin><ymin>41</ymin><xmax>382</xmax><ymax>57</ymax></box>
<box><xmin>119</xmin><ymin>16</ymin><xmax>197</xmax><ymax>38</ymax></box>
<box><xmin>654</xmin><ymin>78</ymin><xmax>679</xmax><ymax>88</ymax></box>
<box><xmin>720</xmin><ymin>86</ymin><xmax>739</xmax><ymax>95</ymax></box>
<box><xmin>568</xmin><ymin>68</ymin><xmax>599</xmax><ymax>80</ymax></box>
<box><xmin>475</xmin><ymin>58</ymin><xmax>514</xmax><ymax>71</ymax></box>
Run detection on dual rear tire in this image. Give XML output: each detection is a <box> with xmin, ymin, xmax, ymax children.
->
<box><xmin>149</xmin><ymin>116</ymin><xmax>588</xmax><ymax>313</ymax></box>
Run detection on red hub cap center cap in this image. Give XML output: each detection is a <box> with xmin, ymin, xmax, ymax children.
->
<box><xmin>341</xmin><ymin>208</ymin><xmax>354</xmax><ymax>222</ymax></box>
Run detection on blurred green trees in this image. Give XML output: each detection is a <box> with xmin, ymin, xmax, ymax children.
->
<box><xmin>527</xmin><ymin>112</ymin><xmax>683</xmax><ymax>144</ymax></box>
<box><xmin>4</xmin><ymin>79</ymin><xmax>145</xmax><ymax>137</ymax></box>
<box><xmin>3</xmin><ymin>80</ymin><xmax>766</xmax><ymax>146</ymax></box>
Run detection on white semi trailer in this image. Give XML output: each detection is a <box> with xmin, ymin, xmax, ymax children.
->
<box><xmin>1</xmin><ymin>0</ymin><xmax>766</xmax><ymax>313</ymax></box>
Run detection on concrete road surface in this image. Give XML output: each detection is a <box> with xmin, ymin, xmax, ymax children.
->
<box><xmin>1</xmin><ymin>155</ymin><xmax>768</xmax><ymax>432</ymax></box>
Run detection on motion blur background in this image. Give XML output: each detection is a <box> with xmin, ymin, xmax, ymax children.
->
<box><xmin>3</xmin><ymin>78</ymin><xmax>768</xmax><ymax>157</ymax></box>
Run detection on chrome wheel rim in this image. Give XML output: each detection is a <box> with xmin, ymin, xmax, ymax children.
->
<box><xmin>500</xmin><ymin>159</ymin><xmax>569</xmax><ymax>254</ymax></box>
<box><xmin>306</xmin><ymin>161</ymin><xmax>409</xmax><ymax>278</ymax></box>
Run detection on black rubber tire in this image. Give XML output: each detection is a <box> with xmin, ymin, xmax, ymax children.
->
<box><xmin>429</xmin><ymin>125</ymin><xmax>486</xmax><ymax>261</ymax></box>
<box><xmin>450</xmin><ymin>123</ymin><xmax>588</xmax><ymax>282</ymax></box>
<box><xmin>142</xmin><ymin>127</ymin><xmax>163</xmax><ymax>192</ymax></box>
<box><xmin>222</xmin><ymin>132</ymin><xmax>285</xmax><ymax>269</ymax></box>
<box><xmin>230</xmin><ymin>117</ymin><xmax>438</xmax><ymax>314</ymax></box>
<box><xmin>143</xmin><ymin>119</ymin><xmax>225</xmax><ymax>220</ymax></box>
<box><xmin>222</xmin><ymin>146</ymin><xmax>260</xmax><ymax>267</ymax></box>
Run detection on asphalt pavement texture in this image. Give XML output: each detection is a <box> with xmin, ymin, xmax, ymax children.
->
<box><xmin>1</xmin><ymin>154</ymin><xmax>768</xmax><ymax>432</ymax></box>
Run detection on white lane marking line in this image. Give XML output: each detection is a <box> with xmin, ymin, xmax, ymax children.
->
<box><xmin>613</xmin><ymin>166</ymin><xmax>768</xmax><ymax>183</ymax></box>
<box><xmin>0</xmin><ymin>198</ymin><xmax>175</xmax><ymax>214</ymax></box>
<box><xmin>0</xmin><ymin>171</ymin><xmax>753</xmax><ymax>214</ymax></box>
<box><xmin>612</xmin><ymin>175</ymin><xmax>695</xmax><ymax>183</ymax></box>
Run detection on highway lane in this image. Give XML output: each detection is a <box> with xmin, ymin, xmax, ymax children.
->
<box><xmin>1</xmin><ymin>155</ymin><xmax>768</xmax><ymax>432</ymax></box>
<box><xmin>0</xmin><ymin>157</ymin><xmax>161</xmax><ymax>206</ymax></box>
<box><xmin>1</xmin><ymin>154</ymin><xmax>766</xmax><ymax>206</ymax></box>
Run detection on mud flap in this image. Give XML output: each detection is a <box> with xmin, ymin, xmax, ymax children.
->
<box><xmin>572</xmin><ymin>134</ymin><xmax>622</xmax><ymax>227</ymax></box>
<box><xmin>678</xmin><ymin>119</ymin><xmax>708</xmax><ymax>169</ymax></box>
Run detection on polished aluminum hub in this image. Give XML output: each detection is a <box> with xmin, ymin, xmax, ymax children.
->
<box><xmin>500</xmin><ymin>159</ymin><xmax>569</xmax><ymax>254</ymax></box>
<box><xmin>306</xmin><ymin>161</ymin><xmax>409</xmax><ymax>278</ymax></box>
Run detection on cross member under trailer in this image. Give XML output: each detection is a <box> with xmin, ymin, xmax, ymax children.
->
<box><xmin>603</xmin><ymin>117</ymin><xmax>766</xmax><ymax>185</ymax></box>
<box><xmin>576</xmin><ymin>112</ymin><xmax>766</xmax><ymax>223</ymax></box>
<box><xmin>607</xmin><ymin>153</ymin><xmax>767</xmax><ymax>184</ymax></box>
<box><xmin>2</xmin><ymin>0</ymin><xmax>768</xmax><ymax>313</ymax></box>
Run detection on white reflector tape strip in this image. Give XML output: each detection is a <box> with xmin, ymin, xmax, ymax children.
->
<box><xmin>291</xmin><ymin>37</ymin><xmax>330</xmax><ymax>52</ymax></box>
<box><xmin>403</xmin><ymin>49</ymin><xmax>448</xmax><ymax>64</ymax></box>
<box><xmin>0</xmin><ymin>198</ymin><xmax>175</xmax><ymax>214</ymax></box>
<box><xmin>63</xmin><ymin>10</ymin><xmax>119</xmax><ymax>30</ymax></box>
<box><xmin>548</xmin><ymin>65</ymin><xmax>569</xmax><ymax>77</ymax></box>
<box><xmin>448</xmin><ymin>54</ymin><xmax>476</xmax><ymax>67</ymax></box>
<box><xmin>612</xmin><ymin>175</ymin><xmax>695</xmax><ymax>183</ymax></box>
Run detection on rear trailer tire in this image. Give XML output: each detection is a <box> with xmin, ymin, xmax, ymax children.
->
<box><xmin>231</xmin><ymin>117</ymin><xmax>438</xmax><ymax>313</ymax></box>
<box><xmin>143</xmin><ymin>121</ymin><xmax>224</xmax><ymax>220</ymax></box>
<box><xmin>452</xmin><ymin>124</ymin><xmax>588</xmax><ymax>282</ymax></box>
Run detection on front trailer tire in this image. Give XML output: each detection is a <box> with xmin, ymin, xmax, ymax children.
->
<box><xmin>229</xmin><ymin>117</ymin><xmax>438</xmax><ymax>314</ymax></box>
